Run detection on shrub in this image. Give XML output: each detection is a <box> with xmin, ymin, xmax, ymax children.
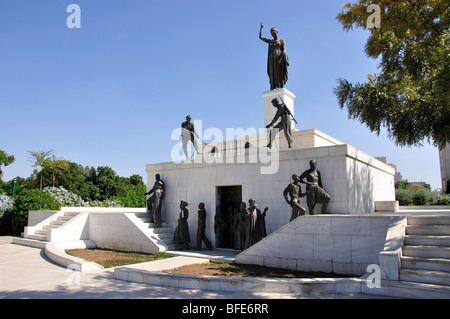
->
<box><xmin>114</xmin><ymin>187</ymin><xmax>146</xmax><ymax>208</ymax></box>
<box><xmin>395</xmin><ymin>189</ymin><xmax>413</xmax><ymax>206</ymax></box>
<box><xmin>43</xmin><ymin>186</ymin><xmax>122</xmax><ymax>208</ymax></box>
<box><xmin>89</xmin><ymin>199</ymin><xmax>122</xmax><ymax>208</ymax></box>
<box><xmin>43</xmin><ymin>186</ymin><xmax>88</xmax><ymax>207</ymax></box>
<box><xmin>0</xmin><ymin>193</ymin><xmax>14</xmax><ymax>216</ymax></box>
<box><xmin>0</xmin><ymin>193</ymin><xmax>14</xmax><ymax>235</ymax></box>
<box><xmin>10</xmin><ymin>189</ymin><xmax>60</xmax><ymax>232</ymax></box>
<box><xmin>412</xmin><ymin>188</ymin><xmax>430</xmax><ymax>206</ymax></box>
<box><xmin>0</xmin><ymin>210</ymin><xmax>12</xmax><ymax>235</ymax></box>
<box><xmin>438</xmin><ymin>194</ymin><xmax>450</xmax><ymax>205</ymax></box>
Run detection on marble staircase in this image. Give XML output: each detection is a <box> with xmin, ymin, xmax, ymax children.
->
<box><xmin>13</xmin><ymin>211</ymin><xmax>81</xmax><ymax>248</ymax></box>
<box><xmin>134</xmin><ymin>212</ymin><xmax>177</xmax><ymax>251</ymax></box>
<box><xmin>394</xmin><ymin>216</ymin><xmax>450</xmax><ymax>297</ymax></box>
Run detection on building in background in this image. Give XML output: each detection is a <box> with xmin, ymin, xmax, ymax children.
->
<box><xmin>439</xmin><ymin>143</ymin><xmax>450</xmax><ymax>193</ymax></box>
<box><xmin>376</xmin><ymin>157</ymin><xmax>403</xmax><ymax>183</ymax></box>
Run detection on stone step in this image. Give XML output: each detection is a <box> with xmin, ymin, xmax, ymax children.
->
<box><xmin>400</xmin><ymin>268</ymin><xmax>450</xmax><ymax>286</ymax></box>
<box><xmin>150</xmin><ymin>227</ymin><xmax>173</xmax><ymax>234</ymax></box>
<box><xmin>404</xmin><ymin>235</ymin><xmax>450</xmax><ymax>247</ymax></box>
<box><xmin>27</xmin><ymin>234</ymin><xmax>47</xmax><ymax>241</ymax></box>
<box><xmin>401</xmin><ymin>256</ymin><xmax>450</xmax><ymax>272</ymax></box>
<box><xmin>403</xmin><ymin>245</ymin><xmax>450</xmax><ymax>259</ymax></box>
<box><xmin>63</xmin><ymin>212</ymin><xmax>80</xmax><ymax>217</ymax></box>
<box><xmin>157</xmin><ymin>232</ymin><xmax>174</xmax><ymax>240</ymax></box>
<box><xmin>12</xmin><ymin>237</ymin><xmax>48</xmax><ymax>249</ymax></box>
<box><xmin>163</xmin><ymin>240</ymin><xmax>175</xmax><ymax>246</ymax></box>
<box><xmin>407</xmin><ymin>216</ymin><xmax>450</xmax><ymax>226</ymax></box>
<box><xmin>50</xmin><ymin>220</ymin><xmax>66</xmax><ymax>226</ymax></box>
<box><xmin>35</xmin><ymin>229</ymin><xmax>48</xmax><ymax>235</ymax></box>
<box><xmin>57</xmin><ymin>216</ymin><xmax>73</xmax><ymax>222</ymax></box>
<box><xmin>387</xmin><ymin>280</ymin><xmax>450</xmax><ymax>299</ymax></box>
<box><xmin>406</xmin><ymin>225</ymin><xmax>450</xmax><ymax>236</ymax></box>
<box><xmin>147</xmin><ymin>222</ymin><xmax>170</xmax><ymax>228</ymax></box>
<box><xmin>138</xmin><ymin>217</ymin><xmax>153</xmax><ymax>223</ymax></box>
<box><xmin>43</xmin><ymin>224</ymin><xmax>59</xmax><ymax>230</ymax></box>
<box><xmin>166</xmin><ymin>244</ymin><xmax>178</xmax><ymax>250</ymax></box>
<box><xmin>134</xmin><ymin>212</ymin><xmax>151</xmax><ymax>218</ymax></box>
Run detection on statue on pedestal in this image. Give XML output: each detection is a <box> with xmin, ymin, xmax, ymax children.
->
<box><xmin>259</xmin><ymin>23</ymin><xmax>289</xmax><ymax>90</ymax></box>
<box><xmin>299</xmin><ymin>160</ymin><xmax>331</xmax><ymax>215</ymax></box>
<box><xmin>283</xmin><ymin>174</ymin><xmax>307</xmax><ymax>221</ymax></box>
<box><xmin>145</xmin><ymin>173</ymin><xmax>165</xmax><ymax>228</ymax></box>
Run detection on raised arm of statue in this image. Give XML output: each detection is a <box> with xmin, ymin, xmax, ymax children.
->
<box><xmin>259</xmin><ymin>23</ymin><xmax>271</xmax><ymax>43</ymax></box>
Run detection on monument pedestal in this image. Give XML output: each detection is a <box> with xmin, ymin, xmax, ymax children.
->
<box><xmin>263</xmin><ymin>88</ymin><xmax>296</xmax><ymax>129</ymax></box>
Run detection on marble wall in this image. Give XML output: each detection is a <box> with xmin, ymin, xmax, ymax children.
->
<box><xmin>236</xmin><ymin>215</ymin><xmax>405</xmax><ymax>276</ymax></box>
<box><xmin>146</xmin><ymin>140</ymin><xmax>396</xmax><ymax>248</ymax></box>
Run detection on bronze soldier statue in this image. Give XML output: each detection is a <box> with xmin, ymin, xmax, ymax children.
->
<box><xmin>266</xmin><ymin>98</ymin><xmax>293</xmax><ymax>149</ymax></box>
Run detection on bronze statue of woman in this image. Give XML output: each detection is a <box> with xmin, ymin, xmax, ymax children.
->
<box><xmin>259</xmin><ymin>23</ymin><xmax>289</xmax><ymax>90</ymax></box>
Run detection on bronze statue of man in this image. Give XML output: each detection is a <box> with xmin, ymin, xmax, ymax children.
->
<box><xmin>145</xmin><ymin>173</ymin><xmax>165</xmax><ymax>227</ymax></box>
<box><xmin>259</xmin><ymin>23</ymin><xmax>289</xmax><ymax>90</ymax></box>
<box><xmin>266</xmin><ymin>98</ymin><xmax>293</xmax><ymax>149</ymax></box>
<box><xmin>196</xmin><ymin>202</ymin><xmax>213</xmax><ymax>250</ymax></box>
<box><xmin>299</xmin><ymin>160</ymin><xmax>331</xmax><ymax>215</ymax></box>
<box><xmin>181</xmin><ymin>115</ymin><xmax>199</xmax><ymax>160</ymax></box>
<box><xmin>283</xmin><ymin>174</ymin><xmax>307</xmax><ymax>221</ymax></box>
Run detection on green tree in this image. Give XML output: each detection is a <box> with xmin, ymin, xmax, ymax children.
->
<box><xmin>54</xmin><ymin>162</ymin><xmax>100</xmax><ymax>201</ymax></box>
<box><xmin>114</xmin><ymin>174</ymin><xmax>146</xmax><ymax>208</ymax></box>
<box><xmin>43</xmin><ymin>155</ymin><xmax>70</xmax><ymax>189</ymax></box>
<box><xmin>334</xmin><ymin>0</ymin><xmax>449</xmax><ymax>148</ymax></box>
<box><xmin>28</xmin><ymin>149</ymin><xmax>54</xmax><ymax>191</ymax></box>
<box><xmin>0</xmin><ymin>150</ymin><xmax>15</xmax><ymax>179</ymax></box>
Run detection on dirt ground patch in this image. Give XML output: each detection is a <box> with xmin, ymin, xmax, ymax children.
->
<box><xmin>66</xmin><ymin>249</ymin><xmax>170</xmax><ymax>268</ymax></box>
<box><xmin>66</xmin><ymin>249</ymin><xmax>355</xmax><ymax>279</ymax></box>
<box><xmin>163</xmin><ymin>262</ymin><xmax>355</xmax><ymax>279</ymax></box>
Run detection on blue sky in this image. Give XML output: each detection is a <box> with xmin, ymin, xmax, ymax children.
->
<box><xmin>0</xmin><ymin>0</ymin><xmax>442</xmax><ymax>190</ymax></box>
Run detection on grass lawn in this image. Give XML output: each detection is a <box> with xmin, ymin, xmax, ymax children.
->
<box><xmin>66</xmin><ymin>248</ymin><xmax>171</xmax><ymax>268</ymax></box>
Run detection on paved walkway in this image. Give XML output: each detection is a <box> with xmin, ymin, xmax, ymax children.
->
<box><xmin>0</xmin><ymin>236</ymin><xmax>384</xmax><ymax>299</ymax></box>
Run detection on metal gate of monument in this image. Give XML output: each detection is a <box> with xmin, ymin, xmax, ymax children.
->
<box><xmin>215</xmin><ymin>185</ymin><xmax>242</xmax><ymax>248</ymax></box>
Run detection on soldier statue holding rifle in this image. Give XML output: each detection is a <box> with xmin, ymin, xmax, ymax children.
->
<box><xmin>266</xmin><ymin>97</ymin><xmax>297</xmax><ymax>149</ymax></box>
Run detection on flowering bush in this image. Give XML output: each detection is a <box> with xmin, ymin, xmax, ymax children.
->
<box><xmin>89</xmin><ymin>199</ymin><xmax>122</xmax><ymax>208</ymax></box>
<box><xmin>43</xmin><ymin>186</ymin><xmax>88</xmax><ymax>207</ymax></box>
<box><xmin>0</xmin><ymin>193</ymin><xmax>14</xmax><ymax>216</ymax></box>
<box><xmin>43</xmin><ymin>186</ymin><xmax>122</xmax><ymax>208</ymax></box>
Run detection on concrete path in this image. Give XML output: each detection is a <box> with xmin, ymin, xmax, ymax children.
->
<box><xmin>0</xmin><ymin>236</ymin><xmax>385</xmax><ymax>299</ymax></box>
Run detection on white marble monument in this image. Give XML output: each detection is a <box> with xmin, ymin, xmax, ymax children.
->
<box><xmin>146</xmin><ymin>88</ymin><xmax>397</xmax><ymax>248</ymax></box>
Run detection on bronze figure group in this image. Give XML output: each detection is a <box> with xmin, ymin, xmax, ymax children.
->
<box><xmin>215</xmin><ymin>199</ymin><xmax>268</xmax><ymax>251</ymax></box>
<box><xmin>283</xmin><ymin>160</ymin><xmax>331</xmax><ymax>221</ymax></box>
<box><xmin>147</xmin><ymin>160</ymin><xmax>331</xmax><ymax>251</ymax></box>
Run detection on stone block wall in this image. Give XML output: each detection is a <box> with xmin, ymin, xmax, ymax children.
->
<box><xmin>236</xmin><ymin>215</ymin><xmax>403</xmax><ymax>276</ymax></box>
